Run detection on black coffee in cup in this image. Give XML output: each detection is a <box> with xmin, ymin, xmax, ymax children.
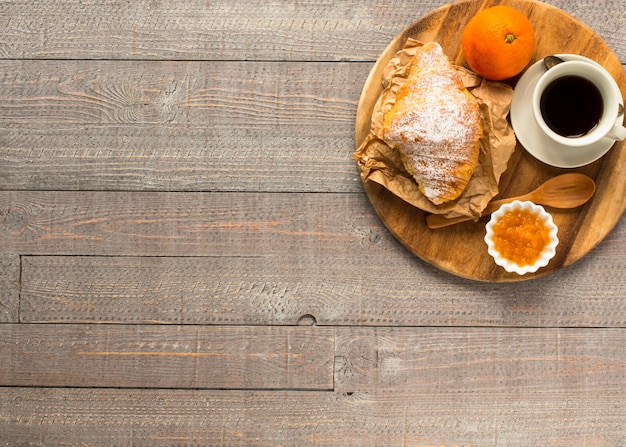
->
<box><xmin>539</xmin><ymin>75</ymin><xmax>603</xmax><ymax>138</ymax></box>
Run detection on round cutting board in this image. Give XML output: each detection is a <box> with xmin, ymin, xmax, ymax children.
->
<box><xmin>354</xmin><ymin>0</ymin><xmax>626</xmax><ymax>282</ymax></box>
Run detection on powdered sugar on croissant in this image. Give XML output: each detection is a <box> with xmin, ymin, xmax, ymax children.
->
<box><xmin>382</xmin><ymin>42</ymin><xmax>482</xmax><ymax>205</ymax></box>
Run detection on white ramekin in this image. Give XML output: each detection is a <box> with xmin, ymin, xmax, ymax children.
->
<box><xmin>484</xmin><ymin>200</ymin><xmax>559</xmax><ymax>275</ymax></box>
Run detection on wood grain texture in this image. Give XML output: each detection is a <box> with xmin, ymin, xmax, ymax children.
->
<box><xmin>0</xmin><ymin>326</ymin><xmax>624</xmax><ymax>446</ymax></box>
<box><xmin>333</xmin><ymin>327</ymin><xmax>626</xmax><ymax>395</ymax></box>
<box><xmin>18</xmin><ymin>227</ymin><xmax>626</xmax><ymax>326</ymax></box>
<box><xmin>3</xmin><ymin>190</ymin><xmax>625</xmax><ymax>300</ymax></box>
<box><xmin>0</xmin><ymin>0</ymin><xmax>622</xmax><ymax>62</ymax></box>
<box><xmin>0</xmin><ymin>60</ymin><xmax>366</xmax><ymax>192</ymax></box>
<box><xmin>0</xmin><ymin>324</ymin><xmax>334</xmax><ymax>390</ymax></box>
<box><xmin>0</xmin><ymin>191</ymin><xmax>393</xmax><ymax>256</ymax></box>
<box><xmin>355</xmin><ymin>0</ymin><xmax>626</xmax><ymax>281</ymax></box>
<box><xmin>1</xmin><ymin>390</ymin><xmax>622</xmax><ymax>447</ymax></box>
<box><xmin>0</xmin><ymin>255</ymin><xmax>20</xmax><ymax>323</ymax></box>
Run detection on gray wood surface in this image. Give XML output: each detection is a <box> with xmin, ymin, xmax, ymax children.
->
<box><xmin>0</xmin><ymin>324</ymin><xmax>334</xmax><ymax>390</ymax></box>
<box><xmin>16</xmin><ymin>227</ymin><xmax>626</xmax><ymax>327</ymax></box>
<box><xmin>0</xmin><ymin>0</ymin><xmax>623</xmax><ymax>61</ymax></box>
<box><xmin>0</xmin><ymin>60</ymin><xmax>364</xmax><ymax>192</ymax></box>
<box><xmin>1</xmin><ymin>328</ymin><xmax>625</xmax><ymax>445</ymax></box>
<box><xmin>0</xmin><ymin>0</ymin><xmax>625</xmax><ymax>445</ymax></box>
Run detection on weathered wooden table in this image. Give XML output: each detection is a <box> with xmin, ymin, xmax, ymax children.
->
<box><xmin>1</xmin><ymin>0</ymin><xmax>624</xmax><ymax>445</ymax></box>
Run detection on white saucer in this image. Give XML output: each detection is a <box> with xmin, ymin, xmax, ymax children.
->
<box><xmin>510</xmin><ymin>54</ymin><xmax>622</xmax><ymax>168</ymax></box>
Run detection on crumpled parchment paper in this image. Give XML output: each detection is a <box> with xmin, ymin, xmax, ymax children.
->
<box><xmin>353</xmin><ymin>39</ymin><xmax>517</xmax><ymax>219</ymax></box>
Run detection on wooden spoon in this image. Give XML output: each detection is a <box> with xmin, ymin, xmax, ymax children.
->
<box><xmin>426</xmin><ymin>173</ymin><xmax>596</xmax><ymax>229</ymax></box>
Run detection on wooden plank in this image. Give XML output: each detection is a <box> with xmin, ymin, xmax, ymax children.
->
<box><xmin>0</xmin><ymin>326</ymin><xmax>624</xmax><ymax>445</ymax></box>
<box><xmin>0</xmin><ymin>191</ymin><xmax>394</xmax><ymax>257</ymax></box>
<box><xmin>0</xmin><ymin>390</ymin><xmax>621</xmax><ymax>447</ymax></box>
<box><xmin>0</xmin><ymin>255</ymin><xmax>20</xmax><ymax>322</ymax></box>
<box><xmin>0</xmin><ymin>61</ymin><xmax>360</xmax><ymax>128</ymax></box>
<box><xmin>0</xmin><ymin>0</ymin><xmax>440</xmax><ymax>61</ymax></box>
<box><xmin>0</xmin><ymin>127</ymin><xmax>358</xmax><ymax>192</ymax></box>
<box><xmin>0</xmin><ymin>324</ymin><xmax>333</xmax><ymax>390</ymax></box>
<box><xmin>334</xmin><ymin>327</ymin><xmax>626</xmax><ymax>395</ymax></box>
<box><xmin>0</xmin><ymin>0</ymin><xmax>622</xmax><ymax>62</ymax></box>
<box><xmin>0</xmin><ymin>60</ymin><xmax>367</xmax><ymax>192</ymax></box>
<box><xmin>18</xmin><ymin>218</ymin><xmax>626</xmax><ymax>326</ymax></box>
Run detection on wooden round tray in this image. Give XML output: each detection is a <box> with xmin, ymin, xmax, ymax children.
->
<box><xmin>354</xmin><ymin>0</ymin><xmax>626</xmax><ymax>282</ymax></box>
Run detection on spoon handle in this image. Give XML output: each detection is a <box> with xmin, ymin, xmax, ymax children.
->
<box><xmin>426</xmin><ymin>197</ymin><xmax>526</xmax><ymax>229</ymax></box>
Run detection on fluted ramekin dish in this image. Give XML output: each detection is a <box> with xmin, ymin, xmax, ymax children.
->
<box><xmin>484</xmin><ymin>200</ymin><xmax>559</xmax><ymax>275</ymax></box>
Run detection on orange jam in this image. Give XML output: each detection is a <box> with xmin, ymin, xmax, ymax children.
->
<box><xmin>491</xmin><ymin>209</ymin><xmax>551</xmax><ymax>266</ymax></box>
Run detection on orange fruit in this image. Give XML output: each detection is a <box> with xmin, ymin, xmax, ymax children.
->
<box><xmin>461</xmin><ymin>6</ymin><xmax>536</xmax><ymax>81</ymax></box>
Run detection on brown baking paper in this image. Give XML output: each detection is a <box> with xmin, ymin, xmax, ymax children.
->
<box><xmin>353</xmin><ymin>39</ymin><xmax>517</xmax><ymax>219</ymax></box>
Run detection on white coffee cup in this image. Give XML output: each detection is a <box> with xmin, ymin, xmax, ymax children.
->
<box><xmin>532</xmin><ymin>58</ymin><xmax>626</xmax><ymax>148</ymax></box>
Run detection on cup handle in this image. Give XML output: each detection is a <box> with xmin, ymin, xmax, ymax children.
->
<box><xmin>608</xmin><ymin>122</ymin><xmax>626</xmax><ymax>141</ymax></box>
<box><xmin>608</xmin><ymin>106</ymin><xmax>626</xmax><ymax>141</ymax></box>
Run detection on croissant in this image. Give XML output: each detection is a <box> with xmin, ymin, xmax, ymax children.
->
<box><xmin>382</xmin><ymin>42</ymin><xmax>482</xmax><ymax>205</ymax></box>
